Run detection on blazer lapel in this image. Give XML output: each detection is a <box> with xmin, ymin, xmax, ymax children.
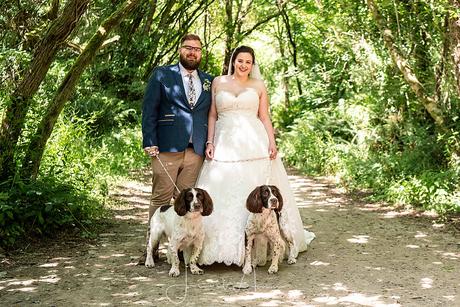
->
<box><xmin>171</xmin><ymin>64</ymin><xmax>189</xmax><ymax>107</ymax></box>
<box><xmin>194</xmin><ymin>70</ymin><xmax>208</xmax><ymax>108</ymax></box>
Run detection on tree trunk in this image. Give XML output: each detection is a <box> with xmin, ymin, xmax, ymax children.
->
<box><xmin>449</xmin><ymin>0</ymin><xmax>460</xmax><ymax>96</ymax></box>
<box><xmin>221</xmin><ymin>0</ymin><xmax>284</xmax><ymax>75</ymax></box>
<box><xmin>0</xmin><ymin>0</ymin><xmax>89</xmax><ymax>181</ymax></box>
<box><xmin>279</xmin><ymin>4</ymin><xmax>302</xmax><ymax>96</ymax></box>
<box><xmin>21</xmin><ymin>0</ymin><xmax>142</xmax><ymax>180</ymax></box>
<box><xmin>142</xmin><ymin>0</ymin><xmax>177</xmax><ymax>79</ymax></box>
<box><xmin>143</xmin><ymin>0</ymin><xmax>213</xmax><ymax>78</ymax></box>
<box><xmin>222</xmin><ymin>0</ymin><xmax>235</xmax><ymax>74</ymax></box>
<box><xmin>274</xmin><ymin>20</ymin><xmax>291</xmax><ymax>107</ymax></box>
<box><xmin>366</xmin><ymin>0</ymin><xmax>446</xmax><ymax>129</ymax></box>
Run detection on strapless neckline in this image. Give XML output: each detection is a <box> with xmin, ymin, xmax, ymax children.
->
<box><xmin>217</xmin><ymin>88</ymin><xmax>258</xmax><ymax>98</ymax></box>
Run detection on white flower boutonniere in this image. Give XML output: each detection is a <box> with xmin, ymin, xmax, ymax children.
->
<box><xmin>203</xmin><ymin>79</ymin><xmax>211</xmax><ymax>92</ymax></box>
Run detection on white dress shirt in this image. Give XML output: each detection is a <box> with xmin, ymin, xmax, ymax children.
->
<box><xmin>179</xmin><ymin>63</ymin><xmax>202</xmax><ymax>105</ymax></box>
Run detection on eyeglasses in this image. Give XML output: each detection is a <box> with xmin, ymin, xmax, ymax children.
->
<box><xmin>181</xmin><ymin>45</ymin><xmax>202</xmax><ymax>53</ymax></box>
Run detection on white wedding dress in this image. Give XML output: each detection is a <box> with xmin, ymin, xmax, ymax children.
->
<box><xmin>196</xmin><ymin>88</ymin><xmax>315</xmax><ymax>266</ymax></box>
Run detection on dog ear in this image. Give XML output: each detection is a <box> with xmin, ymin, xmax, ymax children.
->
<box><xmin>270</xmin><ymin>185</ymin><xmax>283</xmax><ymax>211</ymax></box>
<box><xmin>198</xmin><ymin>188</ymin><xmax>213</xmax><ymax>216</ymax></box>
<box><xmin>246</xmin><ymin>186</ymin><xmax>263</xmax><ymax>213</ymax></box>
<box><xmin>174</xmin><ymin>189</ymin><xmax>188</xmax><ymax>216</ymax></box>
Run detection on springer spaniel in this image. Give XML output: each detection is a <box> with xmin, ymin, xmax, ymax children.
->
<box><xmin>145</xmin><ymin>187</ymin><xmax>213</xmax><ymax>277</ymax></box>
<box><xmin>242</xmin><ymin>185</ymin><xmax>297</xmax><ymax>274</ymax></box>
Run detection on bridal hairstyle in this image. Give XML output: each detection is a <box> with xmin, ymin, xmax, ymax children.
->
<box><xmin>228</xmin><ymin>45</ymin><xmax>262</xmax><ymax>80</ymax></box>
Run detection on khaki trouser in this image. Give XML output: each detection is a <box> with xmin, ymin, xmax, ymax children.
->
<box><xmin>148</xmin><ymin>148</ymin><xmax>204</xmax><ymax>220</ymax></box>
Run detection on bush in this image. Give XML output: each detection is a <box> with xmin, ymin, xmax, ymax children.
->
<box><xmin>0</xmin><ymin>178</ymin><xmax>106</xmax><ymax>248</ymax></box>
<box><xmin>0</xmin><ymin>120</ymin><xmax>148</xmax><ymax>249</ymax></box>
<box><xmin>276</xmin><ymin>100</ymin><xmax>460</xmax><ymax>217</ymax></box>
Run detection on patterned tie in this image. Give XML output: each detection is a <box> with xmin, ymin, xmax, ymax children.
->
<box><xmin>187</xmin><ymin>73</ymin><xmax>196</xmax><ymax>108</ymax></box>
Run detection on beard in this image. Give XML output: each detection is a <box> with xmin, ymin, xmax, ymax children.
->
<box><xmin>180</xmin><ymin>53</ymin><xmax>201</xmax><ymax>70</ymax></box>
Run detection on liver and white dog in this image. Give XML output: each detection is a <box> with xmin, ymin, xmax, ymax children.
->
<box><xmin>145</xmin><ymin>188</ymin><xmax>213</xmax><ymax>277</ymax></box>
<box><xmin>243</xmin><ymin>185</ymin><xmax>297</xmax><ymax>274</ymax></box>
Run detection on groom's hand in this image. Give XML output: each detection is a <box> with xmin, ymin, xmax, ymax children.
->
<box><xmin>144</xmin><ymin>146</ymin><xmax>159</xmax><ymax>157</ymax></box>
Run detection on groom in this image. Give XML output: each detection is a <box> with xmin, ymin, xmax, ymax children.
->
<box><xmin>142</xmin><ymin>33</ymin><xmax>213</xmax><ymax>221</ymax></box>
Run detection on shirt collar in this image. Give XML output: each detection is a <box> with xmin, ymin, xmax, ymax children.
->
<box><xmin>179</xmin><ymin>62</ymin><xmax>199</xmax><ymax>78</ymax></box>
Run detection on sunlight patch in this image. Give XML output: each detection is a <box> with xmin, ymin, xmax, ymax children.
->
<box><xmin>347</xmin><ymin>235</ymin><xmax>369</xmax><ymax>244</ymax></box>
<box><xmin>443</xmin><ymin>295</ymin><xmax>456</xmax><ymax>301</ymax></box>
<box><xmin>64</xmin><ymin>266</ymin><xmax>76</xmax><ymax>269</ymax></box>
<box><xmin>310</xmin><ymin>260</ymin><xmax>330</xmax><ymax>266</ymax></box>
<box><xmin>420</xmin><ymin>277</ymin><xmax>433</xmax><ymax>289</ymax></box>
<box><xmin>131</xmin><ymin>277</ymin><xmax>152</xmax><ymax>282</ymax></box>
<box><xmin>39</xmin><ymin>262</ymin><xmax>59</xmax><ymax>268</ymax></box>
<box><xmin>414</xmin><ymin>232</ymin><xmax>427</xmax><ymax>238</ymax></box>
<box><xmin>8</xmin><ymin>279</ymin><xmax>35</xmax><ymax>286</ymax></box>
<box><xmin>223</xmin><ymin>290</ymin><xmax>283</xmax><ymax>302</ymax></box>
<box><xmin>115</xmin><ymin>214</ymin><xmax>138</xmax><ymax>220</ymax></box>
<box><xmin>112</xmin><ymin>292</ymin><xmax>139</xmax><ymax>297</ymax></box>
<box><xmin>333</xmin><ymin>283</ymin><xmax>348</xmax><ymax>291</ymax></box>
<box><xmin>287</xmin><ymin>290</ymin><xmax>304</xmax><ymax>299</ymax></box>
<box><xmin>442</xmin><ymin>252</ymin><xmax>460</xmax><ymax>260</ymax></box>
<box><xmin>39</xmin><ymin>275</ymin><xmax>60</xmax><ymax>283</ymax></box>
<box><xmin>7</xmin><ymin>287</ymin><xmax>36</xmax><ymax>292</ymax></box>
<box><xmin>313</xmin><ymin>293</ymin><xmax>400</xmax><ymax>306</ymax></box>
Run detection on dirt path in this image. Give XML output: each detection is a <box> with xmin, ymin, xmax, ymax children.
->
<box><xmin>1</xmin><ymin>169</ymin><xmax>459</xmax><ymax>306</ymax></box>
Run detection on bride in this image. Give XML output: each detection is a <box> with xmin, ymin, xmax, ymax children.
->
<box><xmin>196</xmin><ymin>46</ymin><xmax>315</xmax><ymax>266</ymax></box>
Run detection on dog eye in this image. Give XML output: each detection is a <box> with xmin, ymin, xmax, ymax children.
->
<box><xmin>197</xmin><ymin>193</ymin><xmax>203</xmax><ymax>199</ymax></box>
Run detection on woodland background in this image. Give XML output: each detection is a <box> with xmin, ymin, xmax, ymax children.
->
<box><xmin>1</xmin><ymin>0</ymin><xmax>459</xmax><ymax>248</ymax></box>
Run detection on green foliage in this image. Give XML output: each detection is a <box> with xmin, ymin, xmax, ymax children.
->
<box><xmin>3</xmin><ymin>0</ymin><xmax>460</xmax><ymax>247</ymax></box>
<box><xmin>271</xmin><ymin>0</ymin><xmax>460</xmax><ymax>217</ymax></box>
<box><xmin>0</xmin><ymin>178</ymin><xmax>105</xmax><ymax>248</ymax></box>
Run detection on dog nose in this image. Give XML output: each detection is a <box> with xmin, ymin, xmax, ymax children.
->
<box><xmin>193</xmin><ymin>202</ymin><xmax>202</xmax><ymax>209</ymax></box>
<box><xmin>269</xmin><ymin>198</ymin><xmax>278</xmax><ymax>207</ymax></box>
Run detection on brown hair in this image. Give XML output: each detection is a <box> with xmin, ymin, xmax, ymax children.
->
<box><xmin>230</xmin><ymin>45</ymin><xmax>255</xmax><ymax>74</ymax></box>
<box><xmin>181</xmin><ymin>33</ymin><xmax>202</xmax><ymax>45</ymax></box>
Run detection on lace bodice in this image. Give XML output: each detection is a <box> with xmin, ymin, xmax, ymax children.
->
<box><xmin>215</xmin><ymin>88</ymin><xmax>259</xmax><ymax>118</ymax></box>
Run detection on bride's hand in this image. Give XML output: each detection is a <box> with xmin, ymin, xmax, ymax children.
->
<box><xmin>268</xmin><ymin>143</ymin><xmax>277</xmax><ymax>160</ymax></box>
<box><xmin>205</xmin><ymin>143</ymin><xmax>214</xmax><ymax>160</ymax></box>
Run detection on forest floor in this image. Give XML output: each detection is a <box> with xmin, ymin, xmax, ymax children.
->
<box><xmin>1</xmin><ymin>168</ymin><xmax>459</xmax><ymax>306</ymax></box>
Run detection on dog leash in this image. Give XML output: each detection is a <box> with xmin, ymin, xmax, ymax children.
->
<box><xmin>153</xmin><ymin>154</ymin><xmax>189</xmax><ymax>304</ymax></box>
<box><xmin>265</xmin><ymin>159</ymin><xmax>273</xmax><ymax>185</ymax></box>
<box><xmin>155</xmin><ymin>155</ymin><xmax>181</xmax><ymax>194</ymax></box>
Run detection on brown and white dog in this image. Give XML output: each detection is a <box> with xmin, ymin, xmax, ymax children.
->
<box><xmin>242</xmin><ymin>185</ymin><xmax>297</xmax><ymax>274</ymax></box>
<box><xmin>145</xmin><ymin>187</ymin><xmax>213</xmax><ymax>277</ymax></box>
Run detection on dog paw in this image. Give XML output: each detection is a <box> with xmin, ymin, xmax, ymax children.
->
<box><xmin>190</xmin><ymin>267</ymin><xmax>204</xmax><ymax>275</ymax></box>
<box><xmin>169</xmin><ymin>267</ymin><xmax>180</xmax><ymax>277</ymax></box>
<box><xmin>242</xmin><ymin>265</ymin><xmax>252</xmax><ymax>275</ymax></box>
<box><xmin>268</xmin><ymin>265</ymin><xmax>278</xmax><ymax>274</ymax></box>
<box><xmin>145</xmin><ymin>256</ymin><xmax>155</xmax><ymax>268</ymax></box>
<box><xmin>287</xmin><ymin>257</ymin><xmax>297</xmax><ymax>265</ymax></box>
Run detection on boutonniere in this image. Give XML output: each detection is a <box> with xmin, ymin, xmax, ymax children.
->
<box><xmin>203</xmin><ymin>79</ymin><xmax>211</xmax><ymax>92</ymax></box>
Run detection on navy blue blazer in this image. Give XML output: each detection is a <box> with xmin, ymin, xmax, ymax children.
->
<box><xmin>142</xmin><ymin>64</ymin><xmax>213</xmax><ymax>156</ymax></box>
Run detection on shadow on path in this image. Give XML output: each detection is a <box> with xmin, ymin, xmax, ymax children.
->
<box><xmin>1</xmin><ymin>169</ymin><xmax>459</xmax><ymax>306</ymax></box>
